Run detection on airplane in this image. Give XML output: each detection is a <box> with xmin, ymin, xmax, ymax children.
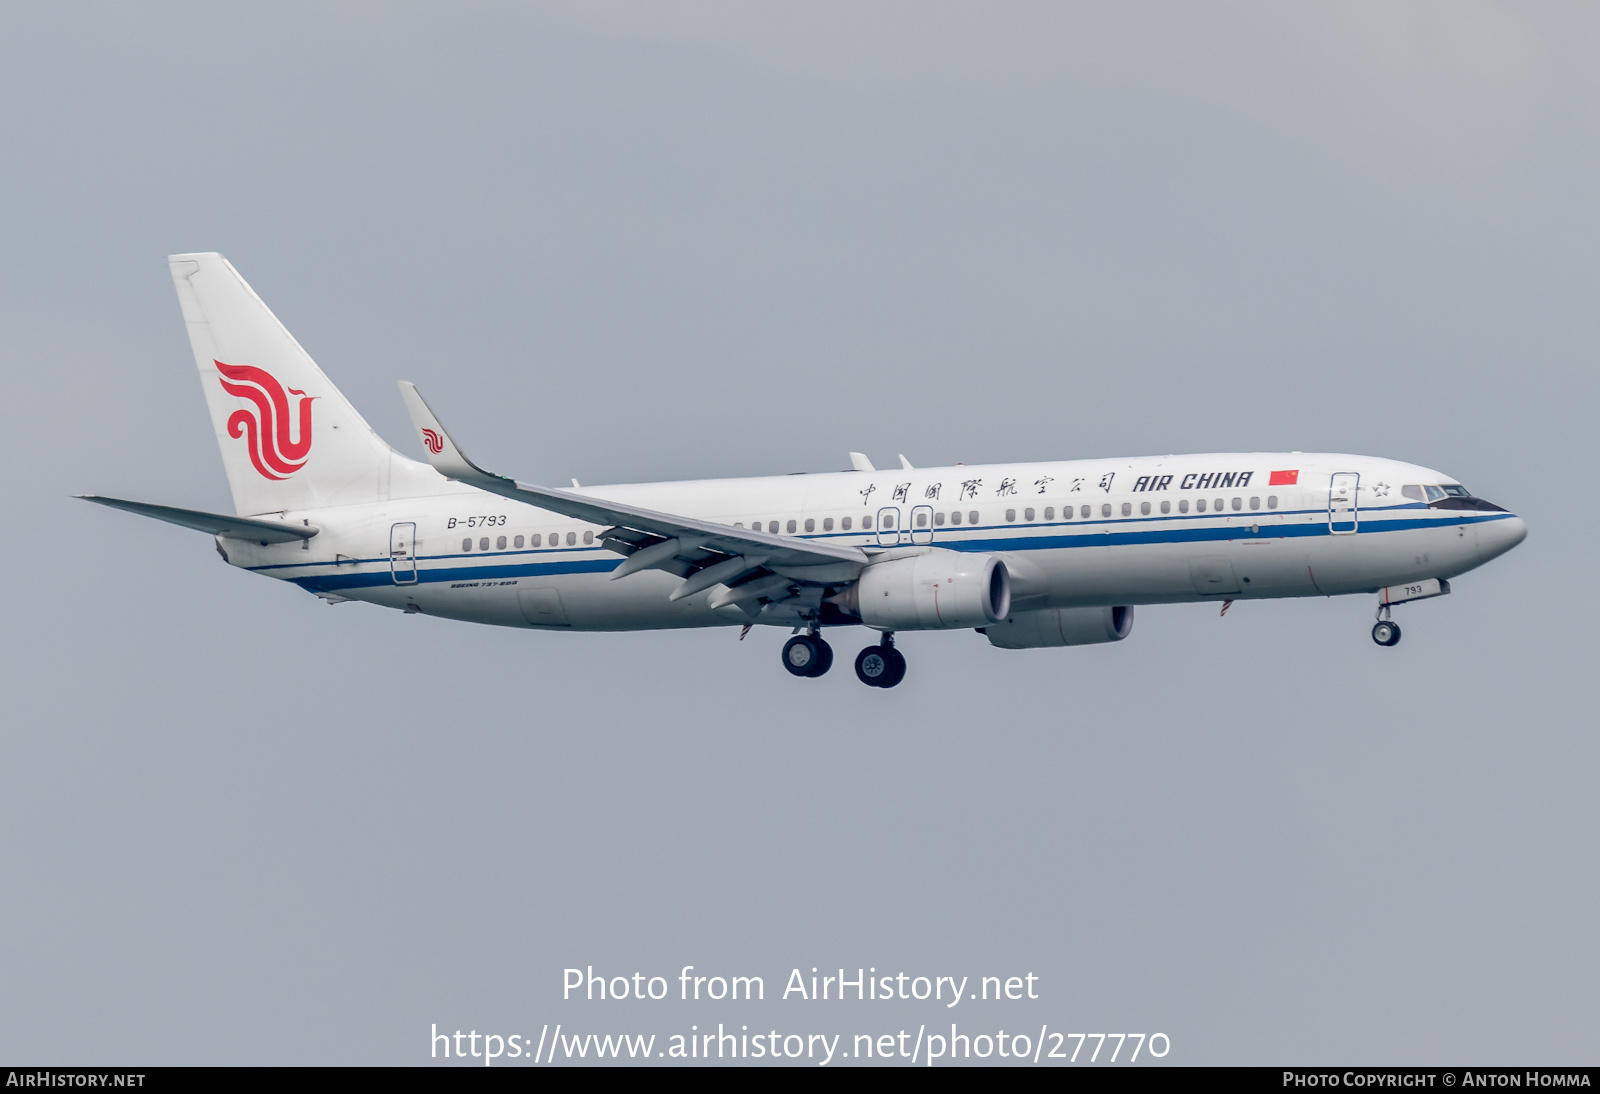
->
<box><xmin>81</xmin><ymin>253</ymin><xmax>1527</xmax><ymax>688</ymax></box>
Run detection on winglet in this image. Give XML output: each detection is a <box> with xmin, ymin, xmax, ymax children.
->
<box><xmin>397</xmin><ymin>382</ymin><xmax>510</xmax><ymax>489</ymax></box>
<box><xmin>849</xmin><ymin>452</ymin><xmax>875</xmax><ymax>472</ymax></box>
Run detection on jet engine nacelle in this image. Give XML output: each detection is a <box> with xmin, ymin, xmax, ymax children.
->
<box><xmin>984</xmin><ymin>605</ymin><xmax>1134</xmax><ymax>649</ymax></box>
<box><xmin>846</xmin><ymin>550</ymin><xmax>1011</xmax><ymax>631</ymax></box>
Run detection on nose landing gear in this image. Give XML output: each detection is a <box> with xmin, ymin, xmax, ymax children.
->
<box><xmin>854</xmin><ymin>634</ymin><xmax>907</xmax><ymax>688</ymax></box>
<box><xmin>1372</xmin><ymin>620</ymin><xmax>1402</xmax><ymax>647</ymax></box>
<box><xmin>1372</xmin><ymin>603</ymin><xmax>1401</xmax><ymax>647</ymax></box>
<box><xmin>781</xmin><ymin>632</ymin><xmax>834</xmax><ymax>677</ymax></box>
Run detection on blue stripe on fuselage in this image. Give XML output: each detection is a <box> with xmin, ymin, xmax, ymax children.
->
<box><xmin>274</xmin><ymin>509</ymin><xmax>1517</xmax><ymax>594</ymax></box>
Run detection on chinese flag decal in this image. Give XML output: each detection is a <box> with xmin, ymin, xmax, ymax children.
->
<box><xmin>1269</xmin><ymin>470</ymin><xmax>1299</xmax><ymax>486</ymax></box>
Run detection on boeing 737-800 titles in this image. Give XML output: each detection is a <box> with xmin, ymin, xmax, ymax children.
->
<box><xmin>82</xmin><ymin>254</ymin><xmax>1527</xmax><ymax>688</ymax></box>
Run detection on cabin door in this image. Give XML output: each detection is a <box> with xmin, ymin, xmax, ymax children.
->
<box><xmin>389</xmin><ymin>523</ymin><xmax>418</xmax><ymax>584</ymax></box>
<box><xmin>1328</xmin><ymin>473</ymin><xmax>1359</xmax><ymax>535</ymax></box>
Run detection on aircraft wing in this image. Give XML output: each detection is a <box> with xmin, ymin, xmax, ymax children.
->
<box><xmin>78</xmin><ymin>496</ymin><xmax>318</xmax><ymax>543</ymax></box>
<box><xmin>398</xmin><ymin>383</ymin><xmax>868</xmax><ymax>603</ymax></box>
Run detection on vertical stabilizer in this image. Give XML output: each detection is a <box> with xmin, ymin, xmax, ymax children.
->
<box><xmin>169</xmin><ymin>252</ymin><xmax>431</xmax><ymax>515</ymax></box>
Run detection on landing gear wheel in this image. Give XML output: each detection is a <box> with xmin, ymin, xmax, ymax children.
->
<box><xmin>854</xmin><ymin>643</ymin><xmax>908</xmax><ymax>688</ymax></box>
<box><xmin>1371</xmin><ymin>620</ymin><xmax>1401</xmax><ymax>647</ymax></box>
<box><xmin>877</xmin><ymin>646</ymin><xmax>906</xmax><ymax>688</ymax></box>
<box><xmin>812</xmin><ymin>636</ymin><xmax>834</xmax><ymax>677</ymax></box>
<box><xmin>782</xmin><ymin>634</ymin><xmax>833</xmax><ymax>677</ymax></box>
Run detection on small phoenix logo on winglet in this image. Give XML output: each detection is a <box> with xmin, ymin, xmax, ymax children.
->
<box><xmin>216</xmin><ymin>361</ymin><xmax>315</xmax><ymax>480</ymax></box>
<box><xmin>421</xmin><ymin>428</ymin><xmax>444</xmax><ymax>455</ymax></box>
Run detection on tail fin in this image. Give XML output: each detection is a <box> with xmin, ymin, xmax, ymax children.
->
<box><xmin>169</xmin><ymin>252</ymin><xmax>432</xmax><ymax>515</ymax></box>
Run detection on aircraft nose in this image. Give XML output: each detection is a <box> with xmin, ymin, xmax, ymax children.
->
<box><xmin>1476</xmin><ymin>515</ymin><xmax>1527</xmax><ymax>563</ymax></box>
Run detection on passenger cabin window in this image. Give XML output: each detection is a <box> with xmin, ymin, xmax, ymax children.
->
<box><xmin>934</xmin><ymin>512</ymin><xmax>945</xmax><ymax>526</ymax></box>
<box><xmin>462</xmin><ymin>538</ymin><xmax>472</xmax><ymax>551</ymax></box>
<box><xmin>1179</xmin><ymin>499</ymin><xmax>1189</xmax><ymax>513</ymax></box>
<box><xmin>1121</xmin><ymin>502</ymin><xmax>1132</xmax><ymax>517</ymax></box>
<box><xmin>1101</xmin><ymin>503</ymin><xmax>1112</xmax><ymax>518</ymax></box>
<box><xmin>915</xmin><ymin>511</ymin><xmax>927</xmax><ymax>527</ymax></box>
<box><xmin>1402</xmin><ymin>485</ymin><xmax>1425</xmax><ymax>502</ymax></box>
<box><xmin>841</xmin><ymin>517</ymin><xmax>852</xmax><ymax>531</ymax></box>
<box><xmin>1044</xmin><ymin>506</ymin><xmax>1054</xmax><ymax>520</ymax></box>
<box><xmin>1214</xmin><ymin>498</ymin><xmax>1224</xmax><ymax>511</ymax></box>
<box><xmin>768</xmin><ymin>521</ymin><xmax>779</xmax><ymax>533</ymax></box>
<box><xmin>1140</xmin><ymin>501</ymin><xmax>1151</xmax><ymax>515</ymax></box>
<box><xmin>479</xmin><ymin>537</ymin><xmax>490</xmax><ymax>551</ymax></box>
<box><xmin>1231</xmin><ymin>497</ymin><xmax>1242</xmax><ymax>511</ymax></box>
<box><xmin>531</xmin><ymin>533</ymin><xmax>542</xmax><ymax>547</ymax></box>
<box><xmin>1005</xmin><ymin>509</ymin><xmax>1016</xmax><ymax>522</ymax></box>
<box><xmin>1196</xmin><ymin>499</ymin><xmax>1207</xmax><ymax>513</ymax></box>
<box><xmin>1249</xmin><ymin>497</ymin><xmax>1260</xmax><ymax>510</ymax></box>
<box><xmin>1080</xmin><ymin>505</ymin><xmax>1090</xmax><ymax>519</ymax></box>
<box><xmin>805</xmin><ymin>518</ymin><xmax>815</xmax><ymax>532</ymax></box>
<box><xmin>823</xmin><ymin>517</ymin><xmax>834</xmax><ymax>531</ymax></box>
<box><xmin>787</xmin><ymin>520</ymin><xmax>797</xmax><ymax>533</ymax></box>
<box><xmin>497</xmin><ymin>535</ymin><xmax>507</xmax><ymax>550</ymax></box>
<box><xmin>567</xmin><ymin>532</ymin><xmax>577</xmax><ymax>546</ymax></box>
<box><xmin>863</xmin><ymin>516</ymin><xmax>873</xmax><ymax>530</ymax></box>
<box><xmin>584</xmin><ymin>531</ymin><xmax>594</xmax><ymax>545</ymax></box>
<box><xmin>951</xmin><ymin>511</ymin><xmax>962</xmax><ymax>525</ymax></box>
<box><xmin>968</xmin><ymin>511</ymin><xmax>979</xmax><ymax>524</ymax></box>
<box><xmin>1024</xmin><ymin>508</ymin><xmax>1035</xmax><ymax>521</ymax></box>
<box><xmin>514</xmin><ymin>535</ymin><xmax>524</xmax><ymax>548</ymax></box>
<box><xmin>1160</xmin><ymin>500</ymin><xmax>1170</xmax><ymax>514</ymax></box>
<box><xmin>1266</xmin><ymin>497</ymin><xmax>1277</xmax><ymax>510</ymax></box>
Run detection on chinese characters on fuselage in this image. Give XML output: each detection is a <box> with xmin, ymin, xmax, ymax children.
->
<box><xmin>854</xmin><ymin>469</ymin><xmax>1259</xmax><ymax>506</ymax></box>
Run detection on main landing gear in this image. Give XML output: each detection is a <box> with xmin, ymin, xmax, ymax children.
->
<box><xmin>854</xmin><ymin>634</ymin><xmax>907</xmax><ymax>689</ymax></box>
<box><xmin>779</xmin><ymin>628</ymin><xmax>908</xmax><ymax>688</ymax></box>
<box><xmin>781</xmin><ymin>632</ymin><xmax>834</xmax><ymax>678</ymax></box>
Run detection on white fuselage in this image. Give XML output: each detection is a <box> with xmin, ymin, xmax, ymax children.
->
<box><xmin>217</xmin><ymin>452</ymin><xmax>1526</xmax><ymax>633</ymax></box>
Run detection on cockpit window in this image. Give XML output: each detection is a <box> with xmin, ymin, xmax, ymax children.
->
<box><xmin>1422</xmin><ymin>484</ymin><xmax>1505</xmax><ymax>512</ymax></box>
<box><xmin>1401</xmin><ymin>485</ymin><xmax>1425</xmax><ymax>502</ymax></box>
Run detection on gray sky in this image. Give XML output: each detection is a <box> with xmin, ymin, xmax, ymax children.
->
<box><xmin>1</xmin><ymin>1</ymin><xmax>1594</xmax><ymax>1064</ymax></box>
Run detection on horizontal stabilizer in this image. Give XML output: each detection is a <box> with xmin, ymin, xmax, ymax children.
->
<box><xmin>77</xmin><ymin>496</ymin><xmax>318</xmax><ymax>543</ymax></box>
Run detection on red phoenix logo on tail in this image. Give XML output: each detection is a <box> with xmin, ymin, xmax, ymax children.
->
<box><xmin>421</xmin><ymin>428</ymin><xmax>444</xmax><ymax>455</ymax></box>
<box><xmin>216</xmin><ymin>361</ymin><xmax>315</xmax><ymax>480</ymax></box>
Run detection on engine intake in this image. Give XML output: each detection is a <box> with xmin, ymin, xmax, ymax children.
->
<box><xmin>838</xmin><ymin>550</ymin><xmax>1011</xmax><ymax>631</ymax></box>
<box><xmin>984</xmin><ymin>606</ymin><xmax>1134</xmax><ymax>649</ymax></box>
